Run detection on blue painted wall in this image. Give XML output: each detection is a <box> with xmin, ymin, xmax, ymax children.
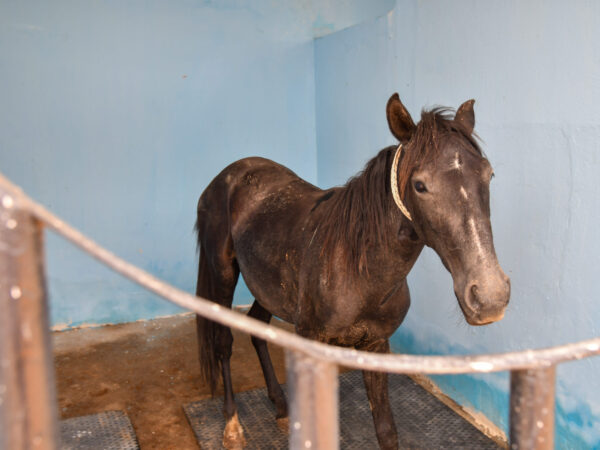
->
<box><xmin>0</xmin><ymin>0</ymin><xmax>393</xmax><ymax>327</ymax></box>
<box><xmin>315</xmin><ymin>1</ymin><xmax>600</xmax><ymax>447</ymax></box>
<box><xmin>3</xmin><ymin>0</ymin><xmax>599</xmax><ymax>446</ymax></box>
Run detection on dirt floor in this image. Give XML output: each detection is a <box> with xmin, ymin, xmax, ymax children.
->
<box><xmin>53</xmin><ymin>312</ymin><xmax>290</xmax><ymax>450</ymax></box>
<box><xmin>53</xmin><ymin>312</ymin><xmax>506</xmax><ymax>450</ymax></box>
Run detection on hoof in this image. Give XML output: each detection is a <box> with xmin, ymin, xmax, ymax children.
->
<box><xmin>223</xmin><ymin>413</ymin><xmax>246</xmax><ymax>449</ymax></box>
<box><xmin>276</xmin><ymin>416</ymin><xmax>289</xmax><ymax>434</ymax></box>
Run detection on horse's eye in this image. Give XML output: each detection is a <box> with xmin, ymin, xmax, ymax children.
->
<box><xmin>414</xmin><ymin>181</ymin><xmax>427</xmax><ymax>193</ymax></box>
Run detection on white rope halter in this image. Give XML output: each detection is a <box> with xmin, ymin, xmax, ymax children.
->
<box><xmin>390</xmin><ymin>144</ymin><xmax>412</xmax><ymax>221</ymax></box>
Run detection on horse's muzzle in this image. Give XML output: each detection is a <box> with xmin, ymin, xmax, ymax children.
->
<box><xmin>461</xmin><ymin>271</ymin><xmax>511</xmax><ymax>325</ymax></box>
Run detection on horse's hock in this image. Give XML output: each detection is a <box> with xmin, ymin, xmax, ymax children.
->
<box><xmin>1</xmin><ymin>171</ymin><xmax>600</xmax><ymax>449</ymax></box>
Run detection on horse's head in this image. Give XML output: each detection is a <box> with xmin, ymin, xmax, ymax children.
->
<box><xmin>387</xmin><ymin>94</ymin><xmax>510</xmax><ymax>326</ymax></box>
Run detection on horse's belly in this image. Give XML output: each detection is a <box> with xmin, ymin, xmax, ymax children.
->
<box><xmin>235</xmin><ymin>249</ymin><xmax>299</xmax><ymax>324</ymax></box>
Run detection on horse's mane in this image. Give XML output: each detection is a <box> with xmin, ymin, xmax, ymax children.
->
<box><xmin>319</xmin><ymin>146</ymin><xmax>395</xmax><ymax>274</ymax></box>
<box><xmin>319</xmin><ymin>107</ymin><xmax>484</xmax><ymax>274</ymax></box>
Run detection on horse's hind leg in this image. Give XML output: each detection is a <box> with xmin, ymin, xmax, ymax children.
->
<box><xmin>361</xmin><ymin>339</ymin><xmax>398</xmax><ymax>450</ymax></box>
<box><xmin>195</xmin><ymin>242</ymin><xmax>246</xmax><ymax>449</ymax></box>
<box><xmin>247</xmin><ymin>300</ymin><xmax>288</xmax><ymax>429</ymax></box>
<box><xmin>219</xmin><ymin>338</ymin><xmax>245</xmax><ymax>449</ymax></box>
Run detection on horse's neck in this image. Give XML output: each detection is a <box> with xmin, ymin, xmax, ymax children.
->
<box><xmin>365</xmin><ymin>217</ymin><xmax>424</xmax><ymax>281</ymax></box>
<box><xmin>332</xmin><ymin>183</ymin><xmax>424</xmax><ymax>281</ymax></box>
<box><xmin>315</xmin><ymin>147</ymin><xmax>424</xmax><ymax>281</ymax></box>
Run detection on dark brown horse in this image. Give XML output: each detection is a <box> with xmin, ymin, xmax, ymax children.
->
<box><xmin>194</xmin><ymin>94</ymin><xmax>510</xmax><ymax>449</ymax></box>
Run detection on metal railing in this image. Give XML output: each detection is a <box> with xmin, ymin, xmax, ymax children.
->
<box><xmin>1</xmin><ymin>173</ymin><xmax>599</xmax><ymax>450</ymax></box>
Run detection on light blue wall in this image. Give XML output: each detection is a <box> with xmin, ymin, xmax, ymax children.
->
<box><xmin>0</xmin><ymin>0</ymin><xmax>393</xmax><ymax>327</ymax></box>
<box><xmin>3</xmin><ymin>0</ymin><xmax>599</xmax><ymax>446</ymax></box>
<box><xmin>315</xmin><ymin>1</ymin><xmax>600</xmax><ymax>447</ymax></box>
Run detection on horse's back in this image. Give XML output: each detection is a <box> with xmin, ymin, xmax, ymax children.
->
<box><xmin>198</xmin><ymin>156</ymin><xmax>317</xmax><ymax>213</ymax></box>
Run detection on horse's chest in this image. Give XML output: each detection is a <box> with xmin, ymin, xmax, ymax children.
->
<box><xmin>300</xmin><ymin>281</ymin><xmax>410</xmax><ymax>346</ymax></box>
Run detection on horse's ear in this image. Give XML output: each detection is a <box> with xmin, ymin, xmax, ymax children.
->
<box><xmin>386</xmin><ymin>93</ymin><xmax>416</xmax><ymax>143</ymax></box>
<box><xmin>455</xmin><ymin>99</ymin><xmax>475</xmax><ymax>134</ymax></box>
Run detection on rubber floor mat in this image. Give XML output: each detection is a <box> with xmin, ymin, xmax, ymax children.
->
<box><xmin>60</xmin><ymin>410</ymin><xmax>139</xmax><ymax>449</ymax></box>
<box><xmin>184</xmin><ymin>371</ymin><xmax>500</xmax><ymax>449</ymax></box>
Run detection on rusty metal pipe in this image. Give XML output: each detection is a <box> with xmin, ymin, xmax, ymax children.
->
<box><xmin>509</xmin><ymin>367</ymin><xmax>556</xmax><ymax>450</ymax></box>
<box><xmin>0</xmin><ymin>188</ymin><xmax>58</xmax><ymax>450</ymax></box>
<box><xmin>286</xmin><ymin>350</ymin><xmax>339</xmax><ymax>450</ymax></box>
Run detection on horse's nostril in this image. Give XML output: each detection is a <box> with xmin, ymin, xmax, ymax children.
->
<box><xmin>465</xmin><ymin>282</ymin><xmax>481</xmax><ymax>312</ymax></box>
<box><xmin>471</xmin><ymin>284</ymin><xmax>478</xmax><ymax>298</ymax></box>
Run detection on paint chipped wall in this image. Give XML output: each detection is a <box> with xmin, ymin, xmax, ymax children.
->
<box><xmin>314</xmin><ymin>0</ymin><xmax>600</xmax><ymax>447</ymax></box>
<box><xmin>0</xmin><ymin>0</ymin><xmax>393</xmax><ymax>327</ymax></box>
<box><xmin>3</xmin><ymin>0</ymin><xmax>599</xmax><ymax>445</ymax></box>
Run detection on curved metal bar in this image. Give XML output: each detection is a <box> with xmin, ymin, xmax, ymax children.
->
<box><xmin>1</xmin><ymin>173</ymin><xmax>599</xmax><ymax>374</ymax></box>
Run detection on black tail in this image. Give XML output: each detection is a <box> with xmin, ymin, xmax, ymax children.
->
<box><xmin>194</xmin><ymin>214</ymin><xmax>238</xmax><ymax>396</ymax></box>
<box><xmin>195</xmin><ymin>245</ymin><xmax>220</xmax><ymax>395</ymax></box>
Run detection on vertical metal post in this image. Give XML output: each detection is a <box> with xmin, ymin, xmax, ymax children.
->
<box><xmin>509</xmin><ymin>366</ymin><xmax>556</xmax><ymax>450</ymax></box>
<box><xmin>286</xmin><ymin>350</ymin><xmax>339</xmax><ymax>450</ymax></box>
<box><xmin>0</xmin><ymin>189</ymin><xmax>58</xmax><ymax>450</ymax></box>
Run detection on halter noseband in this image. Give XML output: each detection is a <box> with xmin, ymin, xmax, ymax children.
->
<box><xmin>390</xmin><ymin>144</ymin><xmax>412</xmax><ymax>221</ymax></box>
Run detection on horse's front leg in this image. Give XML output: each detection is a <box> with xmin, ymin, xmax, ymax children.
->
<box><xmin>361</xmin><ymin>340</ymin><xmax>398</xmax><ymax>450</ymax></box>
